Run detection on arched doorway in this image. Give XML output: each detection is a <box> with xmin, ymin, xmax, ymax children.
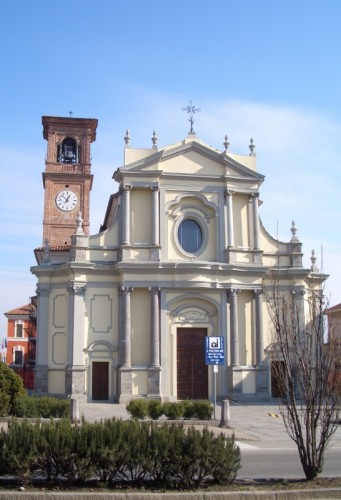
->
<box><xmin>85</xmin><ymin>341</ymin><xmax>117</xmax><ymax>402</ymax></box>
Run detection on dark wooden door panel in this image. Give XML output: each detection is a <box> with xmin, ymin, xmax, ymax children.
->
<box><xmin>92</xmin><ymin>361</ymin><xmax>109</xmax><ymax>400</ymax></box>
<box><xmin>177</xmin><ymin>328</ymin><xmax>208</xmax><ymax>400</ymax></box>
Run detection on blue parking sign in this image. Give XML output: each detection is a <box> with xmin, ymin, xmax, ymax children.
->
<box><xmin>205</xmin><ymin>336</ymin><xmax>225</xmax><ymax>365</ymax></box>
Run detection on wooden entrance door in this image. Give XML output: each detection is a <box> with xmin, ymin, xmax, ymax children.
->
<box><xmin>271</xmin><ymin>361</ymin><xmax>285</xmax><ymax>397</ymax></box>
<box><xmin>92</xmin><ymin>362</ymin><xmax>109</xmax><ymax>400</ymax></box>
<box><xmin>177</xmin><ymin>328</ymin><xmax>208</xmax><ymax>400</ymax></box>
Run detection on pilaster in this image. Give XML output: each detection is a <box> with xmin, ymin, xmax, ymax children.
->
<box><xmin>65</xmin><ymin>281</ymin><xmax>86</xmax><ymax>396</ymax></box>
<box><xmin>225</xmin><ymin>190</ymin><xmax>235</xmax><ymax>263</ymax></box>
<box><xmin>228</xmin><ymin>289</ymin><xmax>240</xmax><ymax>366</ymax></box>
<box><xmin>148</xmin><ymin>287</ymin><xmax>161</xmax><ymax>397</ymax></box>
<box><xmin>151</xmin><ymin>186</ymin><xmax>161</xmax><ymax>260</ymax></box>
<box><xmin>34</xmin><ymin>284</ymin><xmax>50</xmax><ymax>393</ymax></box>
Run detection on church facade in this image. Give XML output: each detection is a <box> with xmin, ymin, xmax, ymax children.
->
<box><xmin>31</xmin><ymin>115</ymin><xmax>326</xmax><ymax>403</ymax></box>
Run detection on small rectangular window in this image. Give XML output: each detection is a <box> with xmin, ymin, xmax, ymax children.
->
<box><xmin>16</xmin><ymin>323</ymin><xmax>23</xmax><ymax>338</ymax></box>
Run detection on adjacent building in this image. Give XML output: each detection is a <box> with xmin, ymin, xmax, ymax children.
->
<box><xmin>4</xmin><ymin>299</ymin><xmax>37</xmax><ymax>389</ymax></box>
<box><xmin>325</xmin><ymin>303</ymin><xmax>341</xmax><ymax>341</ymax></box>
<box><xmin>31</xmin><ymin>115</ymin><xmax>327</xmax><ymax>404</ymax></box>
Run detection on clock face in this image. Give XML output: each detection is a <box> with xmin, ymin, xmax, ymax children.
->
<box><xmin>55</xmin><ymin>190</ymin><xmax>78</xmax><ymax>212</ymax></box>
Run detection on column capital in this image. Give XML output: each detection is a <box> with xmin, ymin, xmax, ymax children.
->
<box><xmin>68</xmin><ymin>282</ymin><xmax>86</xmax><ymax>295</ymax></box>
<box><xmin>253</xmin><ymin>288</ymin><xmax>263</xmax><ymax>297</ymax></box>
<box><xmin>36</xmin><ymin>284</ymin><xmax>50</xmax><ymax>296</ymax></box>
<box><xmin>224</xmin><ymin>188</ymin><xmax>235</xmax><ymax>198</ymax></box>
<box><xmin>249</xmin><ymin>191</ymin><xmax>259</xmax><ymax>200</ymax></box>
<box><xmin>228</xmin><ymin>288</ymin><xmax>241</xmax><ymax>297</ymax></box>
<box><xmin>121</xmin><ymin>184</ymin><xmax>132</xmax><ymax>192</ymax></box>
<box><xmin>151</xmin><ymin>185</ymin><xmax>159</xmax><ymax>192</ymax></box>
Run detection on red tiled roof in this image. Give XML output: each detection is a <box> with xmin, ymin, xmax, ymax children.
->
<box><xmin>4</xmin><ymin>304</ymin><xmax>36</xmax><ymax>316</ymax></box>
<box><xmin>325</xmin><ymin>303</ymin><xmax>341</xmax><ymax>314</ymax></box>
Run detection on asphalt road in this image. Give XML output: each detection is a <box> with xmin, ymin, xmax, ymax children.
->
<box><xmin>237</xmin><ymin>445</ymin><xmax>341</xmax><ymax>479</ymax></box>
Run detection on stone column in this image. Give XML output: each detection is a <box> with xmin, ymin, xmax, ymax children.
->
<box><xmin>66</xmin><ymin>282</ymin><xmax>86</xmax><ymax>397</ymax></box>
<box><xmin>254</xmin><ymin>289</ymin><xmax>264</xmax><ymax>365</ymax></box>
<box><xmin>121</xmin><ymin>287</ymin><xmax>132</xmax><ymax>367</ymax></box>
<box><xmin>121</xmin><ymin>186</ymin><xmax>131</xmax><ymax>246</ymax></box>
<box><xmin>148</xmin><ymin>287</ymin><xmax>161</xmax><ymax>397</ymax></box>
<box><xmin>151</xmin><ymin>186</ymin><xmax>160</xmax><ymax>246</ymax></box>
<box><xmin>34</xmin><ymin>284</ymin><xmax>50</xmax><ymax>393</ymax></box>
<box><xmin>119</xmin><ymin>286</ymin><xmax>133</xmax><ymax>403</ymax></box>
<box><xmin>229</xmin><ymin>289</ymin><xmax>240</xmax><ymax>366</ymax></box>
<box><xmin>251</xmin><ymin>192</ymin><xmax>260</xmax><ymax>250</ymax></box>
<box><xmin>150</xmin><ymin>287</ymin><xmax>160</xmax><ymax>367</ymax></box>
<box><xmin>225</xmin><ymin>190</ymin><xmax>234</xmax><ymax>247</ymax></box>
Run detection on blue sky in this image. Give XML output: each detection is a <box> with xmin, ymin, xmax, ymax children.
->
<box><xmin>1</xmin><ymin>0</ymin><xmax>341</xmax><ymax>335</ymax></box>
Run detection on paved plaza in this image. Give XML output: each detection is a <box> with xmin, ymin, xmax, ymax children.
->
<box><xmin>78</xmin><ymin>400</ymin><xmax>341</xmax><ymax>451</ymax></box>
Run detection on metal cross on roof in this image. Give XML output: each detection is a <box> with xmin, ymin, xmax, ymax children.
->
<box><xmin>182</xmin><ymin>101</ymin><xmax>201</xmax><ymax>134</ymax></box>
<box><xmin>69</xmin><ymin>110</ymin><xmax>73</xmax><ymax>117</ymax></box>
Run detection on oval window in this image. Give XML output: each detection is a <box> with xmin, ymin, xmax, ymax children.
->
<box><xmin>178</xmin><ymin>219</ymin><xmax>203</xmax><ymax>253</ymax></box>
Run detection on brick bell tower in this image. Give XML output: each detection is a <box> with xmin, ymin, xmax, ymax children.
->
<box><xmin>42</xmin><ymin>116</ymin><xmax>98</xmax><ymax>248</ymax></box>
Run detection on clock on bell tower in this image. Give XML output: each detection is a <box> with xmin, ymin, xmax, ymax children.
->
<box><xmin>42</xmin><ymin>115</ymin><xmax>98</xmax><ymax>248</ymax></box>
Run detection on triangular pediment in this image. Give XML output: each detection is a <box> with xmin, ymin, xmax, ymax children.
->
<box><xmin>114</xmin><ymin>137</ymin><xmax>264</xmax><ymax>185</ymax></box>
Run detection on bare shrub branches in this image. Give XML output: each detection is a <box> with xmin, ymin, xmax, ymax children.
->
<box><xmin>264</xmin><ymin>273</ymin><xmax>341</xmax><ymax>480</ymax></box>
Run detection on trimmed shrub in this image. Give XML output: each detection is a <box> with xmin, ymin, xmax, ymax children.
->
<box><xmin>163</xmin><ymin>402</ymin><xmax>184</xmax><ymax>420</ymax></box>
<box><xmin>192</xmin><ymin>400</ymin><xmax>213</xmax><ymax>420</ymax></box>
<box><xmin>126</xmin><ymin>399</ymin><xmax>148</xmax><ymax>419</ymax></box>
<box><xmin>182</xmin><ymin>400</ymin><xmax>196</xmax><ymax>419</ymax></box>
<box><xmin>0</xmin><ymin>362</ymin><xmax>26</xmax><ymax>416</ymax></box>
<box><xmin>11</xmin><ymin>395</ymin><xmax>70</xmax><ymax>418</ymax></box>
<box><xmin>147</xmin><ymin>400</ymin><xmax>164</xmax><ymax>420</ymax></box>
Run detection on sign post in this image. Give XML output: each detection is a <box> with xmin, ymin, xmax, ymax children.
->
<box><xmin>205</xmin><ymin>336</ymin><xmax>225</xmax><ymax>420</ymax></box>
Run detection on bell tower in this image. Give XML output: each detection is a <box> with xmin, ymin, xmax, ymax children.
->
<box><xmin>42</xmin><ymin>116</ymin><xmax>98</xmax><ymax>247</ymax></box>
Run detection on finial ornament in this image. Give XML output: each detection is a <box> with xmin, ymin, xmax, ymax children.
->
<box><xmin>249</xmin><ymin>137</ymin><xmax>256</xmax><ymax>155</ymax></box>
<box><xmin>223</xmin><ymin>135</ymin><xmax>230</xmax><ymax>152</ymax></box>
<box><xmin>151</xmin><ymin>131</ymin><xmax>158</xmax><ymax>148</ymax></box>
<box><xmin>181</xmin><ymin>100</ymin><xmax>201</xmax><ymax>134</ymax></box>
<box><xmin>290</xmin><ymin>220</ymin><xmax>299</xmax><ymax>242</ymax></box>
<box><xmin>68</xmin><ymin>110</ymin><xmax>73</xmax><ymax>117</ymax></box>
<box><xmin>124</xmin><ymin>129</ymin><xmax>131</xmax><ymax>146</ymax></box>
<box><xmin>310</xmin><ymin>249</ymin><xmax>319</xmax><ymax>272</ymax></box>
<box><xmin>76</xmin><ymin>212</ymin><xmax>84</xmax><ymax>235</ymax></box>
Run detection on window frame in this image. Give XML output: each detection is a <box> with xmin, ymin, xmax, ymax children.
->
<box><xmin>174</xmin><ymin>213</ymin><xmax>208</xmax><ymax>257</ymax></box>
<box><xmin>15</xmin><ymin>321</ymin><xmax>23</xmax><ymax>338</ymax></box>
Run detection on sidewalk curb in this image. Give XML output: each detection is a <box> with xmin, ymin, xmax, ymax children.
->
<box><xmin>0</xmin><ymin>489</ymin><xmax>341</xmax><ymax>499</ymax></box>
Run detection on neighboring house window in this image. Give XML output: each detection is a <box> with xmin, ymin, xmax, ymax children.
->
<box><xmin>15</xmin><ymin>322</ymin><xmax>23</xmax><ymax>338</ymax></box>
<box><xmin>13</xmin><ymin>349</ymin><xmax>23</xmax><ymax>366</ymax></box>
<box><xmin>178</xmin><ymin>219</ymin><xmax>203</xmax><ymax>253</ymax></box>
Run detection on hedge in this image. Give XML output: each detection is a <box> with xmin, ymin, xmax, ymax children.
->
<box><xmin>0</xmin><ymin>418</ymin><xmax>240</xmax><ymax>489</ymax></box>
<box><xmin>126</xmin><ymin>399</ymin><xmax>213</xmax><ymax>420</ymax></box>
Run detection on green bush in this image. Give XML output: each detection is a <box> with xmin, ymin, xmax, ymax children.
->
<box><xmin>147</xmin><ymin>400</ymin><xmax>164</xmax><ymax>420</ymax></box>
<box><xmin>169</xmin><ymin>426</ymin><xmax>240</xmax><ymax>488</ymax></box>
<box><xmin>126</xmin><ymin>399</ymin><xmax>148</xmax><ymax>419</ymax></box>
<box><xmin>162</xmin><ymin>402</ymin><xmax>184</xmax><ymax>420</ymax></box>
<box><xmin>0</xmin><ymin>418</ymin><xmax>38</xmax><ymax>476</ymax></box>
<box><xmin>182</xmin><ymin>400</ymin><xmax>196</xmax><ymax>419</ymax></box>
<box><xmin>11</xmin><ymin>395</ymin><xmax>70</xmax><ymax>418</ymax></box>
<box><xmin>0</xmin><ymin>418</ymin><xmax>241</xmax><ymax>489</ymax></box>
<box><xmin>127</xmin><ymin>399</ymin><xmax>213</xmax><ymax>421</ymax></box>
<box><xmin>192</xmin><ymin>400</ymin><xmax>213</xmax><ymax>420</ymax></box>
<box><xmin>0</xmin><ymin>362</ymin><xmax>26</xmax><ymax>416</ymax></box>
